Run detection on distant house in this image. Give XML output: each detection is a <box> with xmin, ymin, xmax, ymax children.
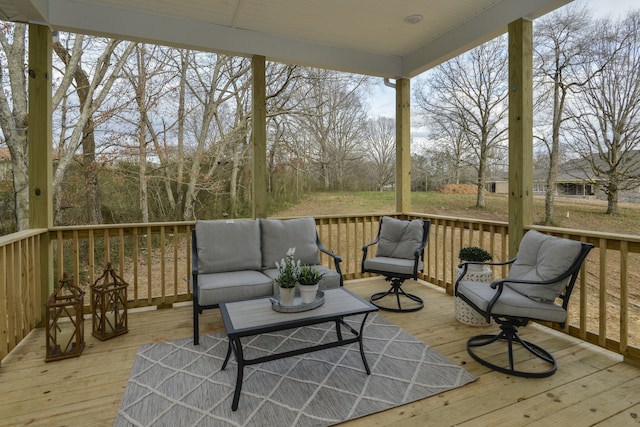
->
<box><xmin>531</xmin><ymin>164</ymin><xmax>599</xmax><ymax>198</ymax></box>
<box><xmin>485</xmin><ymin>152</ymin><xmax>640</xmax><ymax>204</ymax></box>
<box><xmin>485</xmin><ymin>180</ymin><xmax>509</xmax><ymax>194</ymax></box>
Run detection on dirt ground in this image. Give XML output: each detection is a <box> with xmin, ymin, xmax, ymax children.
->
<box><xmin>437</xmin><ymin>184</ymin><xmax>483</xmax><ymax>194</ymax></box>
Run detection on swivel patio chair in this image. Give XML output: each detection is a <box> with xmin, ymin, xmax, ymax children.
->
<box><xmin>455</xmin><ymin>230</ymin><xmax>594</xmax><ymax>378</ymax></box>
<box><xmin>361</xmin><ymin>216</ymin><xmax>430</xmax><ymax>312</ymax></box>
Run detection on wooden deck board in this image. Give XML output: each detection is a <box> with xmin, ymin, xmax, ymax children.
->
<box><xmin>2</xmin><ymin>278</ymin><xmax>639</xmax><ymax>427</ymax></box>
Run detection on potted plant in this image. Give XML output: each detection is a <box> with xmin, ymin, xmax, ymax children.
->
<box><xmin>458</xmin><ymin>246</ymin><xmax>492</xmax><ymax>274</ymax></box>
<box><xmin>275</xmin><ymin>247</ymin><xmax>300</xmax><ymax>306</ymax></box>
<box><xmin>298</xmin><ymin>265</ymin><xmax>324</xmax><ymax>304</ymax></box>
<box><xmin>456</xmin><ymin>246</ymin><xmax>494</xmax><ymax>326</ymax></box>
<box><xmin>458</xmin><ymin>246</ymin><xmax>492</xmax><ymax>263</ymax></box>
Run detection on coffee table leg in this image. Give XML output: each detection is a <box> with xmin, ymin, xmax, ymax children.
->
<box><xmin>358</xmin><ymin>313</ymin><xmax>372</xmax><ymax>375</ymax></box>
<box><xmin>230</xmin><ymin>337</ymin><xmax>244</xmax><ymax>411</ymax></box>
<box><xmin>335</xmin><ymin>320</ymin><xmax>343</xmax><ymax>341</ymax></box>
<box><xmin>221</xmin><ymin>338</ymin><xmax>233</xmax><ymax>370</ymax></box>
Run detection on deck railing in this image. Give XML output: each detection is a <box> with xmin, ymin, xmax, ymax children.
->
<box><xmin>2</xmin><ymin>215</ymin><xmax>639</xmax><ymax>364</ymax></box>
<box><xmin>0</xmin><ymin>228</ymin><xmax>45</xmax><ymax>361</ymax></box>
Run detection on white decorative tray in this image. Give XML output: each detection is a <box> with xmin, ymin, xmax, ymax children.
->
<box><xmin>270</xmin><ymin>290</ymin><xmax>325</xmax><ymax>313</ymax></box>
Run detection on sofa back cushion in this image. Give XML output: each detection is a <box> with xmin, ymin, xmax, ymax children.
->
<box><xmin>195</xmin><ymin>219</ymin><xmax>262</xmax><ymax>273</ymax></box>
<box><xmin>375</xmin><ymin>216</ymin><xmax>424</xmax><ymax>260</ymax></box>
<box><xmin>260</xmin><ymin>218</ymin><xmax>321</xmax><ymax>269</ymax></box>
<box><xmin>506</xmin><ymin>230</ymin><xmax>583</xmax><ymax>302</ymax></box>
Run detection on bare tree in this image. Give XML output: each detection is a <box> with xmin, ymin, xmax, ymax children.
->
<box><xmin>120</xmin><ymin>43</ymin><xmax>180</xmax><ymax>222</ymax></box>
<box><xmin>288</xmin><ymin>69</ymin><xmax>370</xmax><ymax>190</ymax></box>
<box><xmin>415</xmin><ymin>36</ymin><xmax>509</xmax><ymax>207</ymax></box>
<box><xmin>181</xmin><ymin>54</ymin><xmax>251</xmax><ymax>220</ymax></box>
<box><xmin>0</xmin><ymin>24</ymin><xmax>28</xmax><ymax>230</ymax></box>
<box><xmin>364</xmin><ymin>117</ymin><xmax>395</xmax><ymax>191</ymax></box>
<box><xmin>570</xmin><ymin>12</ymin><xmax>640</xmax><ymax>215</ymax></box>
<box><xmin>534</xmin><ymin>4</ymin><xmax>597</xmax><ymax>224</ymax></box>
<box><xmin>52</xmin><ymin>33</ymin><xmax>135</xmax><ymax>224</ymax></box>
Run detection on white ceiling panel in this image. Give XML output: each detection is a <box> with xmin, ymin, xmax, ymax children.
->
<box><xmin>1</xmin><ymin>0</ymin><xmax>573</xmax><ymax>77</ymax></box>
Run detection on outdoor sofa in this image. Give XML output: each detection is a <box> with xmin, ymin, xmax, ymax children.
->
<box><xmin>191</xmin><ymin>217</ymin><xmax>343</xmax><ymax>344</ymax></box>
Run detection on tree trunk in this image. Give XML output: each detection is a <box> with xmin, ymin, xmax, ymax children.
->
<box><xmin>476</xmin><ymin>152</ymin><xmax>487</xmax><ymax>208</ymax></box>
<box><xmin>10</xmin><ymin>147</ymin><xmax>29</xmax><ymax>230</ymax></box>
<box><xmin>136</xmin><ymin>45</ymin><xmax>150</xmax><ymax>223</ymax></box>
<box><xmin>0</xmin><ymin>24</ymin><xmax>29</xmax><ymax>230</ymax></box>
<box><xmin>82</xmin><ymin>119</ymin><xmax>103</xmax><ymax>224</ymax></box>
<box><xmin>606</xmin><ymin>181</ymin><xmax>619</xmax><ymax>215</ymax></box>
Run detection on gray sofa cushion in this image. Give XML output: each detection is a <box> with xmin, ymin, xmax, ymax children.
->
<box><xmin>260</xmin><ymin>217</ymin><xmax>321</xmax><ymax>269</ymax></box>
<box><xmin>195</xmin><ymin>219</ymin><xmax>261</xmax><ymax>274</ymax></box>
<box><xmin>196</xmin><ymin>270</ymin><xmax>273</xmax><ymax>306</ymax></box>
<box><xmin>458</xmin><ymin>279</ymin><xmax>567</xmax><ymax>323</ymax></box>
<box><xmin>506</xmin><ymin>230</ymin><xmax>583</xmax><ymax>302</ymax></box>
<box><xmin>376</xmin><ymin>216</ymin><xmax>424</xmax><ymax>259</ymax></box>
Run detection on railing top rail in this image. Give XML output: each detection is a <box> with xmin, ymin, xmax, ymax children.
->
<box><xmin>49</xmin><ymin>221</ymin><xmax>196</xmax><ymax>232</ymax></box>
<box><xmin>0</xmin><ymin>228</ymin><xmax>48</xmax><ymax>245</ymax></box>
<box><xmin>531</xmin><ymin>224</ymin><xmax>640</xmax><ymax>244</ymax></box>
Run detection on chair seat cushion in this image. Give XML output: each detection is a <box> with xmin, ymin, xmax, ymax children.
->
<box><xmin>196</xmin><ymin>270</ymin><xmax>273</xmax><ymax>306</ymax></box>
<box><xmin>457</xmin><ymin>279</ymin><xmax>567</xmax><ymax>323</ymax></box>
<box><xmin>364</xmin><ymin>257</ymin><xmax>423</xmax><ymax>277</ymax></box>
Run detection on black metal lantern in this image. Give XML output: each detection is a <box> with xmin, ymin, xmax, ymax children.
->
<box><xmin>45</xmin><ymin>273</ymin><xmax>85</xmax><ymax>362</ymax></box>
<box><xmin>91</xmin><ymin>263</ymin><xmax>129</xmax><ymax>341</ymax></box>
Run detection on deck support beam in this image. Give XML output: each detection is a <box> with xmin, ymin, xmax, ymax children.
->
<box><xmin>508</xmin><ymin>18</ymin><xmax>533</xmax><ymax>257</ymax></box>
<box><xmin>252</xmin><ymin>55</ymin><xmax>267</xmax><ymax>219</ymax></box>
<box><xmin>28</xmin><ymin>24</ymin><xmax>53</xmax><ymax>324</ymax></box>
<box><xmin>396</xmin><ymin>78</ymin><xmax>411</xmax><ymax>213</ymax></box>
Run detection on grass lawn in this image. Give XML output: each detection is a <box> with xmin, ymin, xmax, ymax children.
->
<box><xmin>274</xmin><ymin>191</ymin><xmax>640</xmax><ymax>236</ymax></box>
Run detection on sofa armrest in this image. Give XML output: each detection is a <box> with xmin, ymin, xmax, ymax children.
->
<box><xmin>191</xmin><ymin>229</ymin><xmax>199</xmax><ymax>300</ymax></box>
<box><xmin>316</xmin><ymin>234</ymin><xmax>343</xmax><ymax>286</ymax></box>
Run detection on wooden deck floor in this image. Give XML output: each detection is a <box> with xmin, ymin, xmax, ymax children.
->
<box><xmin>3</xmin><ymin>278</ymin><xmax>640</xmax><ymax>426</ymax></box>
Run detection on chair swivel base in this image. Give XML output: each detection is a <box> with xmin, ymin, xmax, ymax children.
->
<box><xmin>466</xmin><ymin>326</ymin><xmax>557</xmax><ymax>378</ymax></box>
<box><xmin>370</xmin><ymin>278</ymin><xmax>424</xmax><ymax>313</ymax></box>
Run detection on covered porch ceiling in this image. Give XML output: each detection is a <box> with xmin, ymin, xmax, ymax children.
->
<box><xmin>1</xmin><ymin>0</ymin><xmax>571</xmax><ymax>78</ymax></box>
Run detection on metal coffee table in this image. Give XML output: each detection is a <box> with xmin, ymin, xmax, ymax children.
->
<box><xmin>219</xmin><ymin>287</ymin><xmax>378</xmax><ymax>411</ymax></box>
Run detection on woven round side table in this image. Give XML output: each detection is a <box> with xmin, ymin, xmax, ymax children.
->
<box><xmin>455</xmin><ymin>266</ymin><xmax>493</xmax><ymax>326</ymax></box>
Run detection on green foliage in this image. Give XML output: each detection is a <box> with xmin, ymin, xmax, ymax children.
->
<box><xmin>275</xmin><ymin>247</ymin><xmax>300</xmax><ymax>288</ymax></box>
<box><xmin>298</xmin><ymin>265</ymin><xmax>324</xmax><ymax>285</ymax></box>
<box><xmin>458</xmin><ymin>246</ymin><xmax>492</xmax><ymax>262</ymax></box>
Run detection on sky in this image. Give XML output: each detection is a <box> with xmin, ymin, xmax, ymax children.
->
<box><xmin>368</xmin><ymin>0</ymin><xmax>639</xmax><ymax>119</ymax></box>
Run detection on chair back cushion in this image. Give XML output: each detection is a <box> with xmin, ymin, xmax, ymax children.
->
<box><xmin>260</xmin><ymin>218</ymin><xmax>321</xmax><ymax>269</ymax></box>
<box><xmin>506</xmin><ymin>230</ymin><xmax>583</xmax><ymax>302</ymax></box>
<box><xmin>195</xmin><ymin>219</ymin><xmax>262</xmax><ymax>274</ymax></box>
<box><xmin>375</xmin><ymin>216</ymin><xmax>424</xmax><ymax>260</ymax></box>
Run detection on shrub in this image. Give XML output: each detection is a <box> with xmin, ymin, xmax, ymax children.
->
<box><xmin>458</xmin><ymin>246</ymin><xmax>492</xmax><ymax>262</ymax></box>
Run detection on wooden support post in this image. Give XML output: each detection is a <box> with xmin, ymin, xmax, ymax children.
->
<box><xmin>252</xmin><ymin>55</ymin><xmax>267</xmax><ymax>219</ymax></box>
<box><xmin>28</xmin><ymin>24</ymin><xmax>53</xmax><ymax>325</ymax></box>
<box><xmin>395</xmin><ymin>78</ymin><xmax>411</xmax><ymax>214</ymax></box>
<box><xmin>508</xmin><ymin>19</ymin><xmax>533</xmax><ymax>258</ymax></box>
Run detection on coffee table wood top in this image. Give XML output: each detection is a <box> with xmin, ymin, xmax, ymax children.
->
<box><xmin>220</xmin><ymin>287</ymin><xmax>377</xmax><ymax>337</ymax></box>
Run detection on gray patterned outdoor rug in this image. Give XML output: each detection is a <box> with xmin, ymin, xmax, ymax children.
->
<box><xmin>115</xmin><ymin>313</ymin><xmax>476</xmax><ymax>426</ymax></box>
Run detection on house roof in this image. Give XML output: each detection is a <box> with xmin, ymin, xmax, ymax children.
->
<box><xmin>0</xmin><ymin>0</ymin><xmax>571</xmax><ymax>78</ymax></box>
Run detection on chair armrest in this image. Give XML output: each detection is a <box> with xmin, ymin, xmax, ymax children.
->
<box><xmin>362</xmin><ymin>236</ymin><xmax>380</xmax><ymax>253</ymax></box>
<box><xmin>457</xmin><ymin>258</ymin><xmax>516</xmax><ymax>269</ymax></box>
<box><xmin>361</xmin><ymin>237</ymin><xmax>380</xmax><ymax>274</ymax></box>
<box><xmin>454</xmin><ymin>258</ymin><xmax>516</xmax><ymax>289</ymax></box>
<box><xmin>316</xmin><ymin>235</ymin><xmax>343</xmax><ymax>283</ymax></box>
